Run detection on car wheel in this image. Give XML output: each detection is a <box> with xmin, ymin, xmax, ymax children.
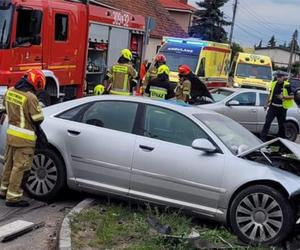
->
<box><xmin>230</xmin><ymin>185</ymin><xmax>295</xmax><ymax>246</ymax></box>
<box><xmin>25</xmin><ymin>148</ymin><xmax>66</xmax><ymax>201</ymax></box>
<box><xmin>284</xmin><ymin>122</ymin><xmax>298</xmax><ymax>142</ymax></box>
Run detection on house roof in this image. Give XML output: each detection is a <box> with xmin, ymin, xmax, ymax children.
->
<box><xmin>159</xmin><ymin>0</ymin><xmax>196</xmax><ymax>12</ymax></box>
<box><xmin>255</xmin><ymin>46</ymin><xmax>300</xmax><ymax>55</ymax></box>
<box><xmin>96</xmin><ymin>0</ymin><xmax>189</xmax><ymax>39</ymax></box>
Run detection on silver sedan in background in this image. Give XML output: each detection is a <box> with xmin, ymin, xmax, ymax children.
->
<box><xmin>1</xmin><ymin>96</ymin><xmax>300</xmax><ymax>245</ymax></box>
<box><xmin>202</xmin><ymin>88</ymin><xmax>300</xmax><ymax>141</ymax></box>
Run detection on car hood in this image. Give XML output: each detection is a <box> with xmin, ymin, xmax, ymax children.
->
<box><xmin>237</xmin><ymin>138</ymin><xmax>300</xmax><ymax>159</ymax></box>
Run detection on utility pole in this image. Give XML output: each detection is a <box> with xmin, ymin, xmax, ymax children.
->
<box><xmin>288</xmin><ymin>30</ymin><xmax>298</xmax><ymax>77</ymax></box>
<box><xmin>229</xmin><ymin>0</ymin><xmax>238</xmax><ymax>44</ymax></box>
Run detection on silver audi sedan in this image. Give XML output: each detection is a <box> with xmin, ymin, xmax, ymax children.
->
<box><xmin>202</xmin><ymin>88</ymin><xmax>300</xmax><ymax>141</ymax></box>
<box><xmin>1</xmin><ymin>95</ymin><xmax>300</xmax><ymax>246</ymax></box>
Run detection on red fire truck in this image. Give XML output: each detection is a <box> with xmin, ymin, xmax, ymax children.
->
<box><xmin>0</xmin><ymin>0</ymin><xmax>145</xmax><ymax>103</ymax></box>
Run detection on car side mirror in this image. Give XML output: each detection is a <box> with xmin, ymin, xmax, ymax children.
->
<box><xmin>192</xmin><ymin>139</ymin><xmax>217</xmax><ymax>153</ymax></box>
<box><xmin>226</xmin><ymin>100</ymin><xmax>240</xmax><ymax>106</ymax></box>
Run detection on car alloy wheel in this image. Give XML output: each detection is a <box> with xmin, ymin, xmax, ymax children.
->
<box><xmin>236</xmin><ymin>193</ymin><xmax>283</xmax><ymax>242</ymax></box>
<box><xmin>27</xmin><ymin>153</ymin><xmax>58</xmax><ymax>196</ymax></box>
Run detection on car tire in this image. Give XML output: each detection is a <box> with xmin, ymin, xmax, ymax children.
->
<box><xmin>229</xmin><ymin>185</ymin><xmax>295</xmax><ymax>246</ymax></box>
<box><xmin>284</xmin><ymin>122</ymin><xmax>298</xmax><ymax>142</ymax></box>
<box><xmin>25</xmin><ymin>148</ymin><xmax>66</xmax><ymax>201</ymax></box>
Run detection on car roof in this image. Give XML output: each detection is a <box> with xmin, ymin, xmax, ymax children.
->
<box><xmin>43</xmin><ymin>95</ymin><xmax>217</xmax><ymax>117</ymax></box>
<box><xmin>215</xmin><ymin>87</ymin><xmax>268</xmax><ymax>94</ymax></box>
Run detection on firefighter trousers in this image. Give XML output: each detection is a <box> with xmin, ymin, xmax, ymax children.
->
<box><xmin>0</xmin><ymin>146</ymin><xmax>34</xmax><ymax>202</ymax></box>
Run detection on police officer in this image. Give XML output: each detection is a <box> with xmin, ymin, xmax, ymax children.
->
<box><xmin>261</xmin><ymin>72</ymin><xmax>294</xmax><ymax>142</ymax></box>
<box><xmin>145</xmin><ymin>65</ymin><xmax>174</xmax><ymax>100</ymax></box>
<box><xmin>175</xmin><ymin>64</ymin><xmax>192</xmax><ymax>103</ymax></box>
<box><xmin>144</xmin><ymin>54</ymin><xmax>167</xmax><ymax>85</ymax></box>
<box><xmin>106</xmin><ymin>49</ymin><xmax>137</xmax><ymax>95</ymax></box>
<box><xmin>0</xmin><ymin>69</ymin><xmax>45</xmax><ymax>207</ymax></box>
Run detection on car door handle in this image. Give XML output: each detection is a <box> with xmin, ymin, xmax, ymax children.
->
<box><xmin>250</xmin><ymin>109</ymin><xmax>257</xmax><ymax>113</ymax></box>
<box><xmin>67</xmin><ymin>130</ymin><xmax>81</xmax><ymax>136</ymax></box>
<box><xmin>139</xmin><ymin>145</ymin><xmax>154</xmax><ymax>152</ymax></box>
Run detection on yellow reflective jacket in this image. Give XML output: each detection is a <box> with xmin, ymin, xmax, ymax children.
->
<box><xmin>269</xmin><ymin>81</ymin><xmax>294</xmax><ymax>109</ymax></box>
<box><xmin>3</xmin><ymin>88</ymin><xmax>44</xmax><ymax>147</ymax></box>
<box><xmin>108</xmin><ymin>63</ymin><xmax>137</xmax><ymax>95</ymax></box>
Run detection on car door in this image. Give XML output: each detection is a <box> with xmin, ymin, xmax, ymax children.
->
<box><xmin>56</xmin><ymin>100</ymin><xmax>138</xmax><ymax>195</ymax></box>
<box><xmin>129</xmin><ymin>105</ymin><xmax>225</xmax><ymax>216</ymax></box>
<box><xmin>257</xmin><ymin>93</ymin><xmax>278</xmax><ymax>134</ymax></box>
<box><xmin>222</xmin><ymin>92</ymin><xmax>258</xmax><ymax>132</ymax></box>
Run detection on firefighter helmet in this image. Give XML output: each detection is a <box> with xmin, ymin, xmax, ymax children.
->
<box><xmin>178</xmin><ymin>64</ymin><xmax>191</xmax><ymax>75</ymax></box>
<box><xmin>25</xmin><ymin>69</ymin><xmax>46</xmax><ymax>91</ymax></box>
<box><xmin>94</xmin><ymin>84</ymin><xmax>105</xmax><ymax>95</ymax></box>
<box><xmin>157</xmin><ymin>65</ymin><xmax>170</xmax><ymax>76</ymax></box>
<box><xmin>121</xmin><ymin>49</ymin><xmax>133</xmax><ymax>61</ymax></box>
<box><xmin>155</xmin><ymin>54</ymin><xmax>167</xmax><ymax>63</ymax></box>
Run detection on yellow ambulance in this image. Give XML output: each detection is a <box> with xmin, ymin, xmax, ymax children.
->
<box><xmin>156</xmin><ymin>37</ymin><xmax>232</xmax><ymax>88</ymax></box>
<box><xmin>230</xmin><ymin>52</ymin><xmax>273</xmax><ymax>90</ymax></box>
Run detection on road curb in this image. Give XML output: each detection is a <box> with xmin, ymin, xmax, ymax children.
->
<box><xmin>58</xmin><ymin>198</ymin><xmax>94</xmax><ymax>250</ymax></box>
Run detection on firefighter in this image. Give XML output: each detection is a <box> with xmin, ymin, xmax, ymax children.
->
<box><xmin>0</xmin><ymin>69</ymin><xmax>45</xmax><ymax>207</ymax></box>
<box><xmin>106</xmin><ymin>49</ymin><xmax>137</xmax><ymax>95</ymax></box>
<box><xmin>175</xmin><ymin>64</ymin><xmax>192</xmax><ymax>103</ymax></box>
<box><xmin>261</xmin><ymin>72</ymin><xmax>294</xmax><ymax>142</ymax></box>
<box><xmin>93</xmin><ymin>84</ymin><xmax>105</xmax><ymax>95</ymax></box>
<box><xmin>145</xmin><ymin>65</ymin><xmax>174</xmax><ymax>100</ymax></box>
<box><xmin>144</xmin><ymin>54</ymin><xmax>167</xmax><ymax>85</ymax></box>
<box><xmin>177</xmin><ymin>65</ymin><xmax>213</xmax><ymax>104</ymax></box>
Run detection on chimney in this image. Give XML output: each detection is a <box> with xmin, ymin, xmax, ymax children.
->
<box><xmin>179</xmin><ymin>0</ymin><xmax>188</xmax><ymax>4</ymax></box>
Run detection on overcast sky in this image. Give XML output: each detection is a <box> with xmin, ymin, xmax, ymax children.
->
<box><xmin>188</xmin><ymin>0</ymin><xmax>300</xmax><ymax>47</ymax></box>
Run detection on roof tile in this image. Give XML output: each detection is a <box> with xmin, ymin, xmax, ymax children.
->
<box><xmin>96</xmin><ymin>0</ymin><xmax>189</xmax><ymax>38</ymax></box>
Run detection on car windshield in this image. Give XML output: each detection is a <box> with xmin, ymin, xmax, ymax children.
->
<box><xmin>162</xmin><ymin>52</ymin><xmax>198</xmax><ymax>72</ymax></box>
<box><xmin>195</xmin><ymin>113</ymin><xmax>262</xmax><ymax>155</ymax></box>
<box><xmin>236</xmin><ymin>63</ymin><xmax>272</xmax><ymax>80</ymax></box>
<box><xmin>0</xmin><ymin>3</ymin><xmax>13</xmax><ymax>49</ymax></box>
<box><xmin>210</xmin><ymin>89</ymin><xmax>234</xmax><ymax>102</ymax></box>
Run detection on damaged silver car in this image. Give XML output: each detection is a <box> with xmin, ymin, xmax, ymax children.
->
<box><xmin>1</xmin><ymin>95</ymin><xmax>300</xmax><ymax>246</ymax></box>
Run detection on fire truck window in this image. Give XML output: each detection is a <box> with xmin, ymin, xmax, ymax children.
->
<box><xmin>16</xmin><ymin>9</ymin><xmax>42</xmax><ymax>45</ymax></box>
<box><xmin>55</xmin><ymin>14</ymin><xmax>68</xmax><ymax>41</ymax></box>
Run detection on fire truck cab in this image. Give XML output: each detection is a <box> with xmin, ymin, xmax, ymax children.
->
<box><xmin>0</xmin><ymin>0</ymin><xmax>145</xmax><ymax>104</ymax></box>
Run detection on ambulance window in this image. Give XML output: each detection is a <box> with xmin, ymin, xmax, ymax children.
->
<box><xmin>55</xmin><ymin>14</ymin><xmax>68</xmax><ymax>41</ymax></box>
<box><xmin>198</xmin><ymin>58</ymin><xmax>205</xmax><ymax>77</ymax></box>
<box><xmin>15</xmin><ymin>9</ymin><xmax>42</xmax><ymax>46</ymax></box>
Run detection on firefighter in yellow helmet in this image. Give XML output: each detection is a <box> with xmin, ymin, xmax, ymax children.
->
<box><xmin>145</xmin><ymin>65</ymin><xmax>174</xmax><ymax>100</ymax></box>
<box><xmin>93</xmin><ymin>84</ymin><xmax>105</xmax><ymax>95</ymax></box>
<box><xmin>0</xmin><ymin>69</ymin><xmax>45</xmax><ymax>207</ymax></box>
<box><xmin>106</xmin><ymin>49</ymin><xmax>137</xmax><ymax>95</ymax></box>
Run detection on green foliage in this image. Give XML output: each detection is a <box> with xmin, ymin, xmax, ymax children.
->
<box><xmin>189</xmin><ymin>0</ymin><xmax>230</xmax><ymax>42</ymax></box>
<box><xmin>231</xmin><ymin>42</ymin><xmax>244</xmax><ymax>60</ymax></box>
<box><xmin>268</xmin><ymin>35</ymin><xmax>276</xmax><ymax>48</ymax></box>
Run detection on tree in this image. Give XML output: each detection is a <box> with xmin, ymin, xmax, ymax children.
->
<box><xmin>268</xmin><ymin>35</ymin><xmax>276</xmax><ymax>48</ymax></box>
<box><xmin>189</xmin><ymin>0</ymin><xmax>231</xmax><ymax>42</ymax></box>
<box><xmin>231</xmin><ymin>42</ymin><xmax>243</xmax><ymax>60</ymax></box>
<box><xmin>257</xmin><ymin>40</ymin><xmax>262</xmax><ymax>48</ymax></box>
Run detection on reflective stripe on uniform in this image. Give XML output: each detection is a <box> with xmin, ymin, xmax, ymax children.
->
<box><xmin>0</xmin><ymin>185</ymin><xmax>8</xmax><ymax>190</ymax></box>
<box><xmin>31</xmin><ymin>112</ymin><xmax>44</xmax><ymax>122</ymax></box>
<box><xmin>7</xmin><ymin>125</ymin><xmax>36</xmax><ymax>141</ymax></box>
<box><xmin>150</xmin><ymin>86</ymin><xmax>168</xmax><ymax>99</ymax></box>
<box><xmin>7</xmin><ymin>190</ymin><xmax>23</xmax><ymax>198</ymax></box>
<box><xmin>20</xmin><ymin>106</ymin><xmax>25</xmax><ymax>128</ymax></box>
<box><xmin>110</xmin><ymin>90</ymin><xmax>131</xmax><ymax>96</ymax></box>
<box><xmin>6</xmin><ymin>90</ymin><xmax>27</xmax><ymax>106</ymax></box>
<box><xmin>112</xmin><ymin>65</ymin><xmax>128</xmax><ymax>74</ymax></box>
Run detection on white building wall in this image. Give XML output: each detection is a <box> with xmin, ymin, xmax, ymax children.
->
<box><xmin>255</xmin><ymin>48</ymin><xmax>300</xmax><ymax>67</ymax></box>
<box><xmin>144</xmin><ymin>38</ymin><xmax>161</xmax><ymax>62</ymax></box>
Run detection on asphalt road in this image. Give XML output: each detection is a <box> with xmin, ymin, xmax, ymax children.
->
<box><xmin>0</xmin><ymin>189</ymin><xmax>84</xmax><ymax>250</ymax></box>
